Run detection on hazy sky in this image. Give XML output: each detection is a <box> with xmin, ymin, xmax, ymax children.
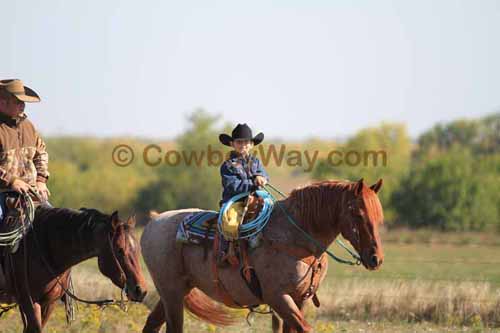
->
<box><xmin>1</xmin><ymin>0</ymin><xmax>499</xmax><ymax>140</ymax></box>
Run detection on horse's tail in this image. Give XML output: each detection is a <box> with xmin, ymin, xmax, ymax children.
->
<box><xmin>183</xmin><ymin>288</ymin><xmax>236</xmax><ymax>326</ymax></box>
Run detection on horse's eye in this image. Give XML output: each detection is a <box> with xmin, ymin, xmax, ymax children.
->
<box><xmin>117</xmin><ymin>248</ymin><xmax>125</xmax><ymax>256</ymax></box>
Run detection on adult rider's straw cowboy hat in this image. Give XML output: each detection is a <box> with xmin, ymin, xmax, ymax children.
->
<box><xmin>0</xmin><ymin>79</ymin><xmax>41</xmax><ymax>103</ymax></box>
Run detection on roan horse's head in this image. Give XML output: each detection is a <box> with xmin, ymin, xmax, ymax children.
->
<box><xmin>90</xmin><ymin>210</ymin><xmax>147</xmax><ymax>302</ymax></box>
<box><xmin>340</xmin><ymin>178</ymin><xmax>384</xmax><ymax>270</ymax></box>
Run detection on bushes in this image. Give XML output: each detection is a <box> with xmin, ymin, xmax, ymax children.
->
<box><xmin>391</xmin><ymin>113</ymin><xmax>499</xmax><ymax>231</ymax></box>
<box><xmin>392</xmin><ymin>147</ymin><xmax>499</xmax><ymax>231</ymax></box>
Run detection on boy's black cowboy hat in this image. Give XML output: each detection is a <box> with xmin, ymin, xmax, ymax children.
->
<box><xmin>219</xmin><ymin>123</ymin><xmax>264</xmax><ymax>146</ymax></box>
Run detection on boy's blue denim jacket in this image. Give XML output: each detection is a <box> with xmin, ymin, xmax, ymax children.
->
<box><xmin>220</xmin><ymin>151</ymin><xmax>269</xmax><ymax>205</ymax></box>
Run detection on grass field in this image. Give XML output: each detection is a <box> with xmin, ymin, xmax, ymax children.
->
<box><xmin>1</xmin><ymin>230</ymin><xmax>500</xmax><ymax>332</ymax></box>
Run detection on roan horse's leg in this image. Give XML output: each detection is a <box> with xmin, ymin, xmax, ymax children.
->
<box><xmin>159</xmin><ymin>290</ymin><xmax>185</xmax><ymax>333</ymax></box>
<box><xmin>272</xmin><ymin>299</ymin><xmax>310</xmax><ymax>333</ymax></box>
<box><xmin>272</xmin><ymin>312</ymin><xmax>284</xmax><ymax>332</ymax></box>
<box><xmin>142</xmin><ymin>301</ymin><xmax>166</xmax><ymax>333</ymax></box>
<box><xmin>145</xmin><ymin>285</ymin><xmax>185</xmax><ymax>333</ymax></box>
<box><xmin>268</xmin><ymin>294</ymin><xmax>311</xmax><ymax>333</ymax></box>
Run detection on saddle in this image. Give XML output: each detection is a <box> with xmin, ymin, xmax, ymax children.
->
<box><xmin>176</xmin><ymin>194</ymin><xmax>264</xmax><ymax>262</ymax></box>
<box><xmin>176</xmin><ymin>193</ymin><xmax>268</xmax><ymax>305</ymax></box>
<box><xmin>217</xmin><ymin>194</ymin><xmax>264</xmax><ymax>266</ymax></box>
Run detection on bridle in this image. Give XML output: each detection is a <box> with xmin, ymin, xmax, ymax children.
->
<box><xmin>346</xmin><ymin>199</ymin><xmax>382</xmax><ymax>268</ymax></box>
<box><xmin>106</xmin><ymin>224</ymin><xmax>128</xmax><ymax>290</ymax></box>
<box><xmin>346</xmin><ymin>200</ymin><xmax>362</xmax><ymax>251</ymax></box>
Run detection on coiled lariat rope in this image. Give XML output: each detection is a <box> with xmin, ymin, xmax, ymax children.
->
<box><xmin>0</xmin><ymin>193</ymin><xmax>35</xmax><ymax>248</ymax></box>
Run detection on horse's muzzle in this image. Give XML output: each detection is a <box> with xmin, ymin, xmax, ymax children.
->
<box><xmin>369</xmin><ymin>254</ymin><xmax>382</xmax><ymax>269</ymax></box>
<box><xmin>362</xmin><ymin>251</ymin><xmax>383</xmax><ymax>270</ymax></box>
<box><xmin>127</xmin><ymin>284</ymin><xmax>147</xmax><ymax>302</ymax></box>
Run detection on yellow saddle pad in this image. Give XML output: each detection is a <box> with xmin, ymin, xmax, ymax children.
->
<box><xmin>221</xmin><ymin>201</ymin><xmax>245</xmax><ymax>240</ymax></box>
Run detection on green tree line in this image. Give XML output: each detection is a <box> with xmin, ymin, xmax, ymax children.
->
<box><xmin>45</xmin><ymin>110</ymin><xmax>499</xmax><ymax>231</ymax></box>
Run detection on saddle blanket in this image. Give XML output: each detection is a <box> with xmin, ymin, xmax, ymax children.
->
<box><xmin>175</xmin><ymin>210</ymin><xmax>262</xmax><ymax>248</ymax></box>
<box><xmin>176</xmin><ymin>210</ymin><xmax>218</xmax><ymax>245</ymax></box>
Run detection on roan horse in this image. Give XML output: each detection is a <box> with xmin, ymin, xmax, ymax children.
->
<box><xmin>0</xmin><ymin>206</ymin><xmax>148</xmax><ymax>333</ymax></box>
<box><xmin>141</xmin><ymin>178</ymin><xmax>384</xmax><ymax>333</ymax></box>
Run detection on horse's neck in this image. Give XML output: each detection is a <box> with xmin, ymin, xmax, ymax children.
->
<box><xmin>39</xmin><ymin>213</ymin><xmax>102</xmax><ymax>275</ymax></box>
<box><xmin>267</xmin><ymin>199</ymin><xmax>340</xmax><ymax>254</ymax></box>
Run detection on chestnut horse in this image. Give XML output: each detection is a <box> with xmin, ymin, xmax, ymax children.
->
<box><xmin>0</xmin><ymin>206</ymin><xmax>148</xmax><ymax>333</ymax></box>
<box><xmin>141</xmin><ymin>178</ymin><xmax>384</xmax><ymax>333</ymax></box>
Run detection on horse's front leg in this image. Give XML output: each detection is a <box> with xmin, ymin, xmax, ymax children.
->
<box><xmin>40</xmin><ymin>299</ymin><xmax>57</xmax><ymax>329</ymax></box>
<box><xmin>18</xmin><ymin>300</ymin><xmax>43</xmax><ymax>333</ymax></box>
<box><xmin>268</xmin><ymin>294</ymin><xmax>311</xmax><ymax>333</ymax></box>
<box><xmin>143</xmin><ymin>301</ymin><xmax>166</xmax><ymax>333</ymax></box>
<box><xmin>41</xmin><ymin>275</ymin><xmax>67</xmax><ymax>328</ymax></box>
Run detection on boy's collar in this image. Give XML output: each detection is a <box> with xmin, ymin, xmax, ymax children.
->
<box><xmin>229</xmin><ymin>150</ymin><xmax>253</xmax><ymax>159</ymax></box>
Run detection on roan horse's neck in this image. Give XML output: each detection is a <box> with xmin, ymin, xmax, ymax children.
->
<box><xmin>33</xmin><ymin>208</ymin><xmax>106</xmax><ymax>276</ymax></box>
<box><xmin>278</xmin><ymin>188</ymin><xmax>347</xmax><ymax>252</ymax></box>
<box><xmin>269</xmin><ymin>197</ymin><xmax>342</xmax><ymax>255</ymax></box>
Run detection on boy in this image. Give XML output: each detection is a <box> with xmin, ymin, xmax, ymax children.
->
<box><xmin>219</xmin><ymin>123</ymin><xmax>269</xmax><ymax>240</ymax></box>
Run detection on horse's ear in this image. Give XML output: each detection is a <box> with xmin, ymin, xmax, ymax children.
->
<box><xmin>354</xmin><ymin>178</ymin><xmax>364</xmax><ymax>196</ymax></box>
<box><xmin>127</xmin><ymin>214</ymin><xmax>137</xmax><ymax>228</ymax></box>
<box><xmin>111</xmin><ymin>211</ymin><xmax>120</xmax><ymax>229</ymax></box>
<box><xmin>370</xmin><ymin>179</ymin><xmax>383</xmax><ymax>193</ymax></box>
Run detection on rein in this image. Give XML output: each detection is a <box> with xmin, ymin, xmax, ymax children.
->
<box><xmin>264</xmin><ymin>183</ymin><xmax>361</xmax><ymax>266</ymax></box>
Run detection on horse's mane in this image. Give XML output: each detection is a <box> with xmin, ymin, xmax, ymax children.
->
<box><xmin>287</xmin><ymin>180</ymin><xmax>383</xmax><ymax>233</ymax></box>
<box><xmin>33</xmin><ymin>206</ymin><xmax>110</xmax><ymax>232</ymax></box>
<box><xmin>363</xmin><ymin>187</ymin><xmax>384</xmax><ymax>226</ymax></box>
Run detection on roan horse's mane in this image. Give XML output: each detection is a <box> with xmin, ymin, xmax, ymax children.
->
<box><xmin>288</xmin><ymin>180</ymin><xmax>384</xmax><ymax>233</ymax></box>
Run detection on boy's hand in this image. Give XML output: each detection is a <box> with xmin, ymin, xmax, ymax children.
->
<box><xmin>247</xmin><ymin>195</ymin><xmax>257</xmax><ymax>206</ymax></box>
<box><xmin>254</xmin><ymin>175</ymin><xmax>267</xmax><ymax>187</ymax></box>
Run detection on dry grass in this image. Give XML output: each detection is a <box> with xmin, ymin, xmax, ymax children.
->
<box><xmin>3</xmin><ymin>232</ymin><xmax>500</xmax><ymax>332</ymax></box>
<box><xmin>69</xmin><ymin>239</ymin><xmax>500</xmax><ymax>330</ymax></box>
<box><xmin>318</xmin><ymin>279</ymin><xmax>500</xmax><ymax>328</ymax></box>
<box><xmin>3</xmin><ymin>273</ymin><xmax>500</xmax><ymax>332</ymax></box>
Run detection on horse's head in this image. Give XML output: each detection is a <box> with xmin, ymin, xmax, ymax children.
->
<box><xmin>93</xmin><ymin>210</ymin><xmax>148</xmax><ymax>302</ymax></box>
<box><xmin>340</xmin><ymin>178</ymin><xmax>384</xmax><ymax>270</ymax></box>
